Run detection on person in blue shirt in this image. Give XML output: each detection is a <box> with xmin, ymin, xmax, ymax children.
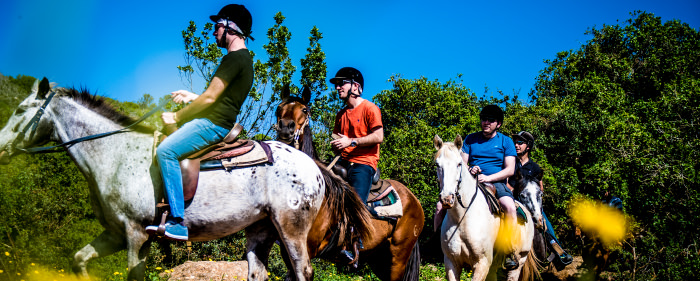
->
<box><xmin>462</xmin><ymin>104</ymin><xmax>520</xmax><ymax>270</ymax></box>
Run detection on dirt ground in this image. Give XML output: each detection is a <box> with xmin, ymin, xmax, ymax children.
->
<box><xmin>162</xmin><ymin>255</ymin><xmax>590</xmax><ymax>281</ymax></box>
<box><xmin>161</xmin><ymin>260</ymin><xmax>249</xmax><ymax>281</ymax></box>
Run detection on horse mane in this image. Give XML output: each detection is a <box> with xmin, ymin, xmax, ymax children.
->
<box><xmin>60</xmin><ymin>87</ymin><xmax>155</xmax><ymax>134</ymax></box>
<box><xmin>315</xmin><ymin>160</ymin><xmax>374</xmax><ymax>244</ymax></box>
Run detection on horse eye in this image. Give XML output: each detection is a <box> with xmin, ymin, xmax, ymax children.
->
<box><xmin>302</xmin><ymin>108</ymin><xmax>308</xmax><ymax>114</ymax></box>
<box><xmin>14</xmin><ymin>108</ymin><xmax>25</xmax><ymax>115</ymax></box>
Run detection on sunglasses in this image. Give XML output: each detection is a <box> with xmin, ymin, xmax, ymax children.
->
<box><xmin>515</xmin><ymin>140</ymin><xmax>527</xmax><ymax>145</ymax></box>
<box><xmin>333</xmin><ymin>79</ymin><xmax>354</xmax><ymax>87</ymax></box>
<box><xmin>480</xmin><ymin>117</ymin><xmax>497</xmax><ymax>123</ymax></box>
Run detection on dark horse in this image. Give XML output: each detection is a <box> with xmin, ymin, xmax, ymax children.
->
<box><xmin>511</xmin><ymin>169</ymin><xmax>549</xmax><ymax>266</ymax></box>
<box><xmin>274</xmin><ymin>87</ymin><xmax>424</xmax><ymax>281</ymax></box>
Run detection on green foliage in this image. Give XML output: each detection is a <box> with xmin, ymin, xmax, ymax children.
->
<box><xmin>532</xmin><ymin>11</ymin><xmax>700</xmax><ymax>279</ymax></box>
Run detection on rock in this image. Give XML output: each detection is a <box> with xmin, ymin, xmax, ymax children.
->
<box><xmin>161</xmin><ymin>260</ymin><xmax>249</xmax><ymax>281</ymax></box>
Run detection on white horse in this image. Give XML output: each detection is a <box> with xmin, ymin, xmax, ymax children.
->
<box><xmin>0</xmin><ymin>78</ymin><xmax>337</xmax><ymax>280</ymax></box>
<box><xmin>512</xmin><ymin>169</ymin><xmax>549</xmax><ymax>262</ymax></box>
<box><xmin>433</xmin><ymin>134</ymin><xmax>538</xmax><ymax>281</ymax></box>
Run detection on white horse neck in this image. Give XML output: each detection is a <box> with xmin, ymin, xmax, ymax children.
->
<box><xmin>48</xmin><ymin>97</ymin><xmax>156</xmax><ymax>187</ymax></box>
<box><xmin>451</xmin><ymin>166</ymin><xmax>486</xmax><ymax>214</ymax></box>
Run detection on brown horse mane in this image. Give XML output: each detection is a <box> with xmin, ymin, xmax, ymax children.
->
<box><xmin>59</xmin><ymin>87</ymin><xmax>155</xmax><ymax>134</ymax></box>
<box><xmin>315</xmin><ymin>160</ymin><xmax>374</xmax><ymax>244</ymax></box>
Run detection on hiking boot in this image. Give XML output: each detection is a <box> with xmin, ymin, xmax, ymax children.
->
<box><xmin>559</xmin><ymin>252</ymin><xmax>573</xmax><ymax>265</ymax></box>
<box><xmin>503</xmin><ymin>254</ymin><xmax>519</xmax><ymax>270</ymax></box>
<box><xmin>338</xmin><ymin>249</ymin><xmax>355</xmax><ymax>265</ymax></box>
<box><xmin>146</xmin><ymin>222</ymin><xmax>188</xmax><ymax>241</ymax></box>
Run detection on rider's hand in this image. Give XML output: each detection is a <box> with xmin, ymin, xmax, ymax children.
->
<box><xmin>161</xmin><ymin>112</ymin><xmax>177</xmax><ymax>125</ymax></box>
<box><xmin>171</xmin><ymin>90</ymin><xmax>198</xmax><ymax>104</ymax></box>
<box><xmin>468</xmin><ymin>165</ymin><xmax>482</xmax><ymax>176</ymax></box>
<box><xmin>330</xmin><ymin>134</ymin><xmax>351</xmax><ymax>150</ymax></box>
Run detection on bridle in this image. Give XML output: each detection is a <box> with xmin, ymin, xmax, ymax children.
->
<box><xmin>291</xmin><ymin>116</ymin><xmax>309</xmax><ymax>150</ymax></box>
<box><xmin>10</xmin><ymin>89</ymin><xmax>169</xmax><ymax>154</ymax></box>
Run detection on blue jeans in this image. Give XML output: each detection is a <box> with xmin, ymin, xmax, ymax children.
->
<box><xmin>346</xmin><ymin>162</ymin><xmax>375</xmax><ymax>204</ymax></box>
<box><xmin>542</xmin><ymin>211</ymin><xmax>561</xmax><ymax>244</ymax></box>
<box><xmin>156</xmin><ymin>118</ymin><xmax>229</xmax><ymax>220</ymax></box>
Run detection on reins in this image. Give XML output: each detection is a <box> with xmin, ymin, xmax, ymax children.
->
<box><xmin>455</xmin><ymin>165</ymin><xmax>479</xmax><ymax>211</ymax></box>
<box><xmin>14</xmin><ymin>90</ymin><xmax>170</xmax><ymax>154</ymax></box>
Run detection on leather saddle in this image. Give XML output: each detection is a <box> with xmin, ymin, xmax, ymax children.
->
<box><xmin>479</xmin><ymin>182</ymin><xmax>528</xmax><ymax>224</ymax></box>
<box><xmin>331</xmin><ymin>162</ymin><xmax>392</xmax><ymax>203</ymax></box>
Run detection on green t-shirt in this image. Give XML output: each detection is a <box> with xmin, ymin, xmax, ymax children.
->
<box><xmin>204</xmin><ymin>49</ymin><xmax>253</xmax><ymax>129</ymax></box>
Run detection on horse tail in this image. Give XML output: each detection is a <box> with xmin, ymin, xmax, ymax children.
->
<box><xmin>402</xmin><ymin>242</ymin><xmax>421</xmax><ymax>281</ymax></box>
<box><xmin>315</xmin><ymin>160</ymin><xmax>374</xmax><ymax>244</ymax></box>
<box><xmin>519</xmin><ymin>247</ymin><xmax>542</xmax><ymax>281</ymax></box>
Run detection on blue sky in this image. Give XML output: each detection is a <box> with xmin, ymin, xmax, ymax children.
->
<box><xmin>1</xmin><ymin>0</ymin><xmax>698</xmax><ymax>103</ymax></box>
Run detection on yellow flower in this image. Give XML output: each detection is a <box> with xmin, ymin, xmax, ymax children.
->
<box><xmin>0</xmin><ymin>270</ymin><xmax>3</xmax><ymax>273</ymax></box>
<box><xmin>156</xmin><ymin>267</ymin><xmax>162</xmax><ymax>270</ymax></box>
<box><xmin>31</xmin><ymin>263</ymin><xmax>35</xmax><ymax>266</ymax></box>
<box><xmin>4</xmin><ymin>252</ymin><xmax>8</xmax><ymax>256</ymax></box>
<box><xmin>114</xmin><ymin>272</ymin><xmax>121</xmax><ymax>275</ymax></box>
<box><xmin>34</xmin><ymin>271</ymin><xmax>38</xmax><ymax>274</ymax></box>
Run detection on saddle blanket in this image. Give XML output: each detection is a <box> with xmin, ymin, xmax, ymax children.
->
<box><xmin>367</xmin><ymin>184</ymin><xmax>403</xmax><ymax>219</ymax></box>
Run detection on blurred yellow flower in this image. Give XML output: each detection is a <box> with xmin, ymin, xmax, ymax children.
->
<box><xmin>569</xmin><ymin>198</ymin><xmax>628</xmax><ymax>247</ymax></box>
<box><xmin>4</xmin><ymin>252</ymin><xmax>8</xmax><ymax>256</ymax></box>
<box><xmin>156</xmin><ymin>267</ymin><xmax>162</xmax><ymax>270</ymax></box>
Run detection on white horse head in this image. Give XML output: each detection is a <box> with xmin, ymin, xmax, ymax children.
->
<box><xmin>0</xmin><ymin>78</ymin><xmax>56</xmax><ymax>162</ymax></box>
<box><xmin>433</xmin><ymin>134</ymin><xmax>475</xmax><ymax>209</ymax></box>
<box><xmin>514</xmin><ymin>171</ymin><xmax>545</xmax><ymax>229</ymax></box>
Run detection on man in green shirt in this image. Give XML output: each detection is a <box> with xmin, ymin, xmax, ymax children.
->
<box><xmin>146</xmin><ymin>4</ymin><xmax>254</xmax><ymax>241</ymax></box>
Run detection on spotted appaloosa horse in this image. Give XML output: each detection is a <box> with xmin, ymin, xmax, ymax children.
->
<box><xmin>0</xmin><ymin>78</ymin><xmax>368</xmax><ymax>281</ymax></box>
<box><xmin>274</xmin><ymin>86</ymin><xmax>424</xmax><ymax>281</ymax></box>
<box><xmin>434</xmin><ymin>134</ymin><xmax>538</xmax><ymax>281</ymax></box>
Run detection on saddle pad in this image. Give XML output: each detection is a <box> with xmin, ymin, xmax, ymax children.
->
<box><xmin>221</xmin><ymin>141</ymin><xmax>274</xmax><ymax>169</ymax></box>
<box><xmin>367</xmin><ymin>187</ymin><xmax>403</xmax><ymax>218</ymax></box>
<box><xmin>515</xmin><ymin>202</ymin><xmax>528</xmax><ymax>225</ymax></box>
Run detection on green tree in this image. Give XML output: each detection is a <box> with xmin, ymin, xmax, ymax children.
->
<box><xmin>532</xmin><ymin>11</ymin><xmax>700</xmax><ymax>279</ymax></box>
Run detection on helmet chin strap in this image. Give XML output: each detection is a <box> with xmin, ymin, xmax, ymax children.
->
<box><xmin>349</xmin><ymin>81</ymin><xmax>361</xmax><ymax>98</ymax></box>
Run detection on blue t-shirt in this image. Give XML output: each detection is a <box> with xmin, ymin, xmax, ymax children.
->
<box><xmin>462</xmin><ymin>132</ymin><xmax>517</xmax><ymax>178</ymax></box>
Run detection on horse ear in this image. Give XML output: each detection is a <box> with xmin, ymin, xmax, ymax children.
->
<box><xmin>301</xmin><ymin>86</ymin><xmax>311</xmax><ymax>105</ymax></box>
<box><xmin>433</xmin><ymin>135</ymin><xmax>443</xmax><ymax>150</ymax></box>
<box><xmin>454</xmin><ymin>134</ymin><xmax>463</xmax><ymax>149</ymax></box>
<box><xmin>280</xmin><ymin>84</ymin><xmax>291</xmax><ymax>100</ymax></box>
<box><xmin>37</xmin><ymin>77</ymin><xmax>50</xmax><ymax>99</ymax></box>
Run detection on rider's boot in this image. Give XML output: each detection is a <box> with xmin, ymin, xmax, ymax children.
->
<box><xmin>550</xmin><ymin>239</ymin><xmax>573</xmax><ymax>269</ymax></box>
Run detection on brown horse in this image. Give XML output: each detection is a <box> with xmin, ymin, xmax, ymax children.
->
<box><xmin>274</xmin><ymin>87</ymin><xmax>424</xmax><ymax>281</ymax></box>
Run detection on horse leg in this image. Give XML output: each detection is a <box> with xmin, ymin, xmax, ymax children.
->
<box><xmin>473</xmin><ymin>258</ymin><xmax>494</xmax><ymax>281</ymax></box>
<box><xmin>125</xmin><ymin>226</ymin><xmax>151</xmax><ymax>281</ymax></box>
<box><xmin>444</xmin><ymin>257</ymin><xmax>462</xmax><ymax>281</ymax></box>
<box><xmin>72</xmin><ymin>230</ymin><xmax>126</xmax><ymax>278</ymax></box>
<box><xmin>245</xmin><ymin>219</ymin><xmax>280</xmax><ymax>281</ymax></box>
<box><xmin>272</xmin><ymin>215</ymin><xmax>314</xmax><ymax>281</ymax></box>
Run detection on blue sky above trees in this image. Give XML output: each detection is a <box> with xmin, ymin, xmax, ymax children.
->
<box><xmin>1</xmin><ymin>0</ymin><xmax>698</xmax><ymax>102</ymax></box>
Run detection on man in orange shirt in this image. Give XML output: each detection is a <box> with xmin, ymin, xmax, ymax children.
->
<box><xmin>330</xmin><ymin>67</ymin><xmax>383</xmax><ymax>204</ymax></box>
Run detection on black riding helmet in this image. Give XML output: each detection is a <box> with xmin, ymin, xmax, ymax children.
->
<box><xmin>479</xmin><ymin>104</ymin><xmax>504</xmax><ymax>123</ymax></box>
<box><xmin>210</xmin><ymin>4</ymin><xmax>254</xmax><ymax>40</ymax></box>
<box><xmin>512</xmin><ymin>131</ymin><xmax>535</xmax><ymax>151</ymax></box>
<box><xmin>330</xmin><ymin>67</ymin><xmax>364</xmax><ymax>90</ymax></box>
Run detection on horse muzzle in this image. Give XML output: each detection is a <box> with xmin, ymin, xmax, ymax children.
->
<box><xmin>441</xmin><ymin>194</ymin><xmax>455</xmax><ymax>209</ymax></box>
<box><xmin>0</xmin><ymin>150</ymin><xmax>10</xmax><ymax>165</ymax></box>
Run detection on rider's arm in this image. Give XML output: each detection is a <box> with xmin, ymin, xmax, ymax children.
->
<box><xmin>174</xmin><ymin>76</ymin><xmax>228</xmax><ymax>123</ymax></box>
<box><xmin>481</xmin><ymin>155</ymin><xmax>515</xmax><ymax>183</ymax></box>
<box><xmin>353</xmin><ymin>127</ymin><xmax>383</xmax><ymax>146</ymax></box>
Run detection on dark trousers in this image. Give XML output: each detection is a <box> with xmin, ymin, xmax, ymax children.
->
<box><xmin>346</xmin><ymin>162</ymin><xmax>375</xmax><ymax>204</ymax></box>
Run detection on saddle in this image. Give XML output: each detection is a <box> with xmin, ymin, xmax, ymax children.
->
<box><xmin>154</xmin><ymin>124</ymin><xmax>273</xmax><ymax>231</ymax></box>
<box><xmin>479</xmin><ymin>182</ymin><xmax>528</xmax><ymax>224</ymax></box>
<box><xmin>331</xmin><ymin>163</ymin><xmax>403</xmax><ymax>219</ymax></box>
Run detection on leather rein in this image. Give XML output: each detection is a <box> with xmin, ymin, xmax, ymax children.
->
<box><xmin>11</xmin><ymin>89</ymin><xmax>169</xmax><ymax>154</ymax></box>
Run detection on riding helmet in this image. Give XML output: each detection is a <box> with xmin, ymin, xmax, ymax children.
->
<box><xmin>330</xmin><ymin>67</ymin><xmax>364</xmax><ymax>89</ymax></box>
<box><xmin>512</xmin><ymin>131</ymin><xmax>535</xmax><ymax>150</ymax></box>
<box><xmin>210</xmin><ymin>4</ymin><xmax>253</xmax><ymax>40</ymax></box>
<box><xmin>479</xmin><ymin>104</ymin><xmax>504</xmax><ymax>123</ymax></box>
